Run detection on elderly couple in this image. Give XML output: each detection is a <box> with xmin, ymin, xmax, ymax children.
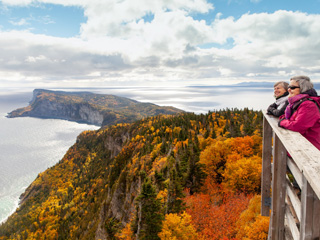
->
<box><xmin>267</xmin><ymin>75</ymin><xmax>320</xmax><ymax>151</ymax></box>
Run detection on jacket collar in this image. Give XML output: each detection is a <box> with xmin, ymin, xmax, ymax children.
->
<box><xmin>288</xmin><ymin>94</ymin><xmax>309</xmax><ymax>105</ymax></box>
<box><xmin>275</xmin><ymin>91</ymin><xmax>289</xmax><ymax>100</ymax></box>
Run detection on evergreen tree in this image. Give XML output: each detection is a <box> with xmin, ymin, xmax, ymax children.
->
<box><xmin>167</xmin><ymin>169</ymin><xmax>185</xmax><ymax>214</ymax></box>
<box><xmin>135</xmin><ymin>178</ymin><xmax>164</xmax><ymax>240</ymax></box>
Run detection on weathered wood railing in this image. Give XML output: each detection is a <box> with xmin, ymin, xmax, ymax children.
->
<box><xmin>261</xmin><ymin>111</ymin><xmax>320</xmax><ymax>240</ymax></box>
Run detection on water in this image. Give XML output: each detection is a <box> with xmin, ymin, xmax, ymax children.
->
<box><xmin>0</xmin><ymin>85</ymin><xmax>285</xmax><ymax>223</ymax></box>
<box><xmin>0</xmin><ymin>91</ymin><xmax>99</xmax><ymax>223</ymax></box>
<box><xmin>56</xmin><ymin>85</ymin><xmax>276</xmax><ymax>113</ymax></box>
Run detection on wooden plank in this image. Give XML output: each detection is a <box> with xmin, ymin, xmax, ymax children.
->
<box><xmin>312</xmin><ymin>195</ymin><xmax>320</xmax><ymax>239</ymax></box>
<box><xmin>269</xmin><ymin>134</ymin><xmax>287</xmax><ymax>240</ymax></box>
<box><xmin>286</xmin><ymin>177</ymin><xmax>301</xmax><ymax>222</ymax></box>
<box><xmin>262</xmin><ymin>117</ymin><xmax>272</xmax><ymax>216</ymax></box>
<box><xmin>285</xmin><ymin>206</ymin><xmax>299</xmax><ymax>240</ymax></box>
<box><xmin>300</xmin><ymin>176</ymin><xmax>314</xmax><ymax>240</ymax></box>
<box><xmin>263</xmin><ymin>112</ymin><xmax>320</xmax><ymax>200</ymax></box>
<box><xmin>287</xmin><ymin>156</ymin><xmax>302</xmax><ymax>188</ymax></box>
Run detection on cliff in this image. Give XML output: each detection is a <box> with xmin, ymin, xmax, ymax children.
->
<box><xmin>7</xmin><ymin>89</ymin><xmax>184</xmax><ymax>126</ymax></box>
<box><xmin>0</xmin><ymin>109</ymin><xmax>264</xmax><ymax>240</ymax></box>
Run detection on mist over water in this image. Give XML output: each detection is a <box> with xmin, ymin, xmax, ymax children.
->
<box><xmin>2</xmin><ymin>84</ymin><xmax>312</xmax><ymax>223</ymax></box>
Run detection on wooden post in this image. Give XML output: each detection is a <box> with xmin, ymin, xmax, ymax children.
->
<box><xmin>262</xmin><ymin>116</ymin><xmax>272</xmax><ymax>216</ymax></box>
<box><xmin>312</xmin><ymin>195</ymin><xmax>320</xmax><ymax>239</ymax></box>
<box><xmin>300</xmin><ymin>176</ymin><xmax>314</xmax><ymax>240</ymax></box>
<box><xmin>269</xmin><ymin>134</ymin><xmax>287</xmax><ymax>240</ymax></box>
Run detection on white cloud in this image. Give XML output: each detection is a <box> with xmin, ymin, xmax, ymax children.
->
<box><xmin>206</xmin><ymin>11</ymin><xmax>320</xmax><ymax>77</ymax></box>
<box><xmin>37</xmin><ymin>15</ymin><xmax>55</xmax><ymax>24</ymax></box>
<box><xmin>218</xmin><ymin>67</ymin><xmax>232</xmax><ymax>76</ymax></box>
<box><xmin>9</xmin><ymin>18</ymin><xmax>29</xmax><ymax>26</ymax></box>
<box><xmin>1</xmin><ymin>1</ymin><xmax>320</xmax><ymax>88</ymax></box>
<box><xmin>25</xmin><ymin>55</ymin><xmax>47</xmax><ymax>62</ymax></box>
<box><xmin>1</xmin><ymin>0</ymin><xmax>33</xmax><ymax>6</ymax></box>
<box><xmin>79</xmin><ymin>0</ymin><xmax>213</xmax><ymax>39</ymax></box>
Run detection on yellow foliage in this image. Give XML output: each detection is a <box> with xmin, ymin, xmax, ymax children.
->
<box><xmin>214</xmin><ymin>116</ymin><xmax>226</xmax><ymax>136</ymax></box>
<box><xmin>151</xmin><ymin>157</ymin><xmax>167</xmax><ymax>174</ymax></box>
<box><xmin>236</xmin><ymin>195</ymin><xmax>269</xmax><ymax>240</ymax></box>
<box><xmin>165</xmin><ymin>127</ymin><xmax>172</xmax><ymax>134</ymax></box>
<box><xmin>157</xmin><ymin>189</ymin><xmax>168</xmax><ymax>204</ymax></box>
<box><xmin>198</xmin><ymin>135</ymin><xmax>215</xmax><ymax>151</ymax></box>
<box><xmin>151</xmin><ymin>143</ymin><xmax>163</xmax><ymax>158</ymax></box>
<box><xmin>158</xmin><ymin>212</ymin><xmax>198</xmax><ymax>240</ymax></box>
<box><xmin>223</xmin><ymin>156</ymin><xmax>262</xmax><ymax>193</ymax></box>
<box><xmin>116</xmin><ymin>222</ymin><xmax>134</xmax><ymax>240</ymax></box>
<box><xmin>173</xmin><ymin>140</ymin><xmax>188</xmax><ymax>154</ymax></box>
<box><xmin>152</xmin><ymin>136</ymin><xmax>161</xmax><ymax>144</ymax></box>
<box><xmin>173</xmin><ymin>126</ymin><xmax>181</xmax><ymax>136</ymax></box>
<box><xmin>199</xmin><ymin>139</ymin><xmax>231</xmax><ymax>179</ymax></box>
<box><xmin>245</xmin><ymin>215</ymin><xmax>269</xmax><ymax>240</ymax></box>
<box><xmin>134</xmin><ymin>134</ymin><xmax>145</xmax><ymax>142</ymax></box>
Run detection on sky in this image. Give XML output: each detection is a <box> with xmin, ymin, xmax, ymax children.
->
<box><xmin>1</xmin><ymin>0</ymin><xmax>320</xmax><ymax>89</ymax></box>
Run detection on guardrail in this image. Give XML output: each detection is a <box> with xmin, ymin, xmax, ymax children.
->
<box><xmin>261</xmin><ymin>111</ymin><xmax>320</xmax><ymax>240</ymax></box>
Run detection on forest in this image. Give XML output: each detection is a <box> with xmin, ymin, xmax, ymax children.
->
<box><xmin>0</xmin><ymin>108</ymin><xmax>269</xmax><ymax>240</ymax></box>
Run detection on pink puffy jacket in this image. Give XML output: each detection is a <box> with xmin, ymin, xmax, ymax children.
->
<box><xmin>279</xmin><ymin>98</ymin><xmax>320</xmax><ymax>150</ymax></box>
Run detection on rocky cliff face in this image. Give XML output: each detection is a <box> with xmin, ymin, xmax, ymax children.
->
<box><xmin>27</xmin><ymin>99</ymin><xmax>104</xmax><ymax>125</ymax></box>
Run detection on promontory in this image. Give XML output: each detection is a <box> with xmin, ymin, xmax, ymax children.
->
<box><xmin>7</xmin><ymin>89</ymin><xmax>184</xmax><ymax>126</ymax></box>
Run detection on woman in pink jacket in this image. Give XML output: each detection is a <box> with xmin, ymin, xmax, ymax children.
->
<box><xmin>278</xmin><ymin>75</ymin><xmax>320</xmax><ymax>150</ymax></box>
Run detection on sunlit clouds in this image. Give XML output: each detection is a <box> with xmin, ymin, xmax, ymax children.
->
<box><xmin>0</xmin><ymin>0</ymin><xmax>320</xmax><ymax>88</ymax></box>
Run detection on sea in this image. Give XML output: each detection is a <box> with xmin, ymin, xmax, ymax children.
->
<box><xmin>0</xmin><ymin>84</ymin><xmax>291</xmax><ymax>223</ymax></box>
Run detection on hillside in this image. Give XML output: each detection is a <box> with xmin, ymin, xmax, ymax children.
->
<box><xmin>0</xmin><ymin>109</ymin><xmax>268</xmax><ymax>240</ymax></box>
<box><xmin>7</xmin><ymin>89</ymin><xmax>184</xmax><ymax>126</ymax></box>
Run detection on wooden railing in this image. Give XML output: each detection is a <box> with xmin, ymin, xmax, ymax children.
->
<box><xmin>261</xmin><ymin>111</ymin><xmax>320</xmax><ymax>240</ymax></box>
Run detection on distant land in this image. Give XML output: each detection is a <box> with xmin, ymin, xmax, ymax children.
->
<box><xmin>190</xmin><ymin>81</ymin><xmax>273</xmax><ymax>88</ymax></box>
<box><xmin>7</xmin><ymin>89</ymin><xmax>184</xmax><ymax>127</ymax></box>
<box><xmin>191</xmin><ymin>81</ymin><xmax>320</xmax><ymax>89</ymax></box>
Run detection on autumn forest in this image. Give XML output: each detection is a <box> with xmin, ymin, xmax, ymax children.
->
<box><xmin>0</xmin><ymin>108</ymin><xmax>269</xmax><ymax>240</ymax></box>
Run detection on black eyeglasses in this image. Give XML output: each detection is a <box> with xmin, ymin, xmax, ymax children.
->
<box><xmin>288</xmin><ymin>86</ymin><xmax>300</xmax><ymax>90</ymax></box>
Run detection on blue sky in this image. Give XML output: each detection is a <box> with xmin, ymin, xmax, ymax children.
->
<box><xmin>0</xmin><ymin>3</ymin><xmax>85</xmax><ymax>37</ymax></box>
<box><xmin>0</xmin><ymin>0</ymin><xmax>320</xmax><ymax>89</ymax></box>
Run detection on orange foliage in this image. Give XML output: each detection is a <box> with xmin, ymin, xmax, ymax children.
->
<box><xmin>184</xmin><ymin>177</ymin><xmax>252</xmax><ymax>240</ymax></box>
<box><xmin>200</xmin><ymin>135</ymin><xmax>262</xmax><ymax>188</ymax></box>
<box><xmin>228</xmin><ymin>136</ymin><xmax>254</xmax><ymax>157</ymax></box>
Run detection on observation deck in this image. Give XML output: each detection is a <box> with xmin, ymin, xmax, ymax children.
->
<box><xmin>261</xmin><ymin>112</ymin><xmax>320</xmax><ymax>240</ymax></box>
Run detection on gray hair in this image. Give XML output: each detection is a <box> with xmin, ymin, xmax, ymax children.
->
<box><xmin>274</xmin><ymin>81</ymin><xmax>289</xmax><ymax>91</ymax></box>
<box><xmin>290</xmin><ymin>75</ymin><xmax>313</xmax><ymax>93</ymax></box>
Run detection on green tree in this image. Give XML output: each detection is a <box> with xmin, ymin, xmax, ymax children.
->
<box><xmin>167</xmin><ymin>169</ymin><xmax>185</xmax><ymax>214</ymax></box>
<box><xmin>136</xmin><ymin>178</ymin><xmax>164</xmax><ymax>240</ymax></box>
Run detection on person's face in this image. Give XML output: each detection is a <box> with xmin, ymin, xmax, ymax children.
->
<box><xmin>274</xmin><ymin>84</ymin><xmax>287</xmax><ymax>98</ymax></box>
<box><xmin>288</xmin><ymin>80</ymin><xmax>301</xmax><ymax>98</ymax></box>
